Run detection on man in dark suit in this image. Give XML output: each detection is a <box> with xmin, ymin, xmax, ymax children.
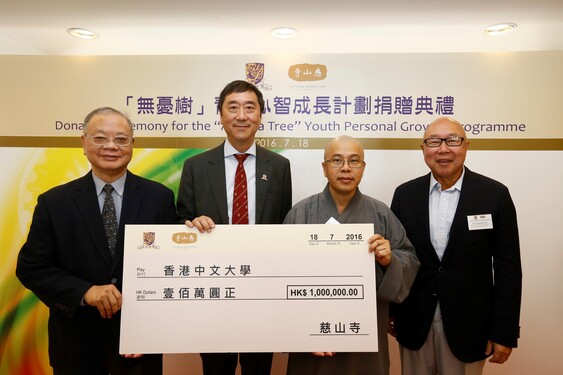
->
<box><xmin>390</xmin><ymin>117</ymin><xmax>522</xmax><ymax>375</ymax></box>
<box><xmin>16</xmin><ymin>107</ymin><xmax>178</xmax><ymax>375</ymax></box>
<box><xmin>177</xmin><ymin>80</ymin><xmax>292</xmax><ymax>375</ymax></box>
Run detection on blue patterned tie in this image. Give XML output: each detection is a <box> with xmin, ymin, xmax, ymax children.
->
<box><xmin>102</xmin><ymin>184</ymin><xmax>118</xmax><ymax>257</ymax></box>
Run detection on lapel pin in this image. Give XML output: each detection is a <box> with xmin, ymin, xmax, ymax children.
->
<box><xmin>261</xmin><ymin>174</ymin><xmax>268</xmax><ymax>181</ymax></box>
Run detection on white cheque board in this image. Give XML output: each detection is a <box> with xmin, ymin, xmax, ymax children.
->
<box><xmin>120</xmin><ymin>224</ymin><xmax>377</xmax><ymax>353</ymax></box>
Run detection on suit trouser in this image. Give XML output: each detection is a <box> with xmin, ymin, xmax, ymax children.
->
<box><xmin>200</xmin><ymin>352</ymin><xmax>273</xmax><ymax>375</ymax></box>
<box><xmin>53</xmin><ymin>353</ymin><xmax>162</xmax><ymax>375</ymax></box>
<box><xmin>399</xmin><ymin>304</ymin><xmax>485</xmax><ymax>375</ymax></box>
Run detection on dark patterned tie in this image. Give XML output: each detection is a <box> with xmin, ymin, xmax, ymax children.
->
<box><xmin>232</xmin><ymin>154</ymin><xmax>249</xmax><ymax>224</ymax></box>
<box><xmin>102</xmin><ymin>184</ymin><xmax>118</xmax><ymax>257</ymax></box>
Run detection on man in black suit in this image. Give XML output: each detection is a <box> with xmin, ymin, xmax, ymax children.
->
<box><xmin>177</xmin><ymin>80</ymin><xmax>292</xmax><ymax>375</ymax></box>
<box><xmin>390</xmin><ymin>117</ymin><xmax>522</xmax><ymax>375</ymax></box>
<box><xmin>16</xmin><ymin>107</ymin><xmax>178</xmax><ymax>375</ymax></box>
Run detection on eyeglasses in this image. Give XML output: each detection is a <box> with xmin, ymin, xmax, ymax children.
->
<box><xmin>86</xmin><ymin>135</ymin><xmax>133</xmax><ymax>146</ymax></box>
<box><xmin>324</xmin><ymin>158</ymin><xmax>365</xmax><ymax>168</ymax></box>
<box><xmin>423</xmin><ymin>136</ymin><xmax>465</xmax><ymax>148</ymax></box>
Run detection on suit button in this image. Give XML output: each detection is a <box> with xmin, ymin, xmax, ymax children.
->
<box><xmin>438</xmin><ymin>267</ymin><xmax>445</xmax><ymax>273</ymax></box>
<box><xmin>111</xmin><ymin>278</ymin><xmax>118</xmax><ymax>284</ymax></box>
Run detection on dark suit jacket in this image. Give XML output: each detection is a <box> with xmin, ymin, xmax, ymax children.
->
<box><xmin>390</xmin><ymin>167</ymin><xmax>521</xmax><ymax>363</ymax></box>
<box><xmin>177</xmin><ymin>143</ymin><xmax>292</xmax><ymax>224</ymax></box>
<box><xmin>16</xmin><ymin>171</ymin><xmax>177</xmax><ymax>374</ymax></box>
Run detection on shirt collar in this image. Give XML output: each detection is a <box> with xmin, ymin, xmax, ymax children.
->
<box><xmin>224</xmin><ymin>139</ymin><xmax>257</xmax><ymax>158</ymax></box>
<box><xmin>429</xmin><ymin>166</ymin><xmax>465</xmax><ymax>194</ymax></box>
<box><xmin>92</xmin><ymin>171</ymin><xmax>127</xmax><ymax>197</ymax></box>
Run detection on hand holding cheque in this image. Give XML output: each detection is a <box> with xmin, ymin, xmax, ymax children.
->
<box><xmin>185</xmin><ymin>215</ymin><xmax>216</xmax><ymax>233</ymax></box>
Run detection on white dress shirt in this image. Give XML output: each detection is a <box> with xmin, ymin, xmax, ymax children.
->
<box><xmin>428</xmin><ymin>168</ymin><xmax>465</xmax><ymax>260</ymax></box>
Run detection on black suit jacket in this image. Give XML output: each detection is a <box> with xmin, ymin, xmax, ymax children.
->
<box><xmin>390</xmin><ymin>168</ymin><xmax>522</xmax><ymax>363</ymax></box>
<box><xmin>177</xmin><ymin>143</ymin><xmax>292</xmax><ymax>224</ymax></box>
<box><xmin>16</xmin><ymin>171</ymin><xmax>177</xmax><ymax>373</ymax></box>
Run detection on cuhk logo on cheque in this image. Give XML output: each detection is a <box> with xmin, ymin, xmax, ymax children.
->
<box><xmin>137</xmin><ymin>232</ymin><xmax>160</xmax><ymax>249</ymax></box>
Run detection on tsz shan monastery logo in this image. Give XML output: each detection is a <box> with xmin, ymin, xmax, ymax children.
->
<box><xmin>172</xmin><ymin>232</ymin><xmax>198</xmax><ymax>244</ymax></box>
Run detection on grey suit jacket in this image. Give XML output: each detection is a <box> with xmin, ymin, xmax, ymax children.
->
<box><xmin>177</xmin><ymin>142</ymin><xmax>292</xmax><ymax>224</ymax></box>
<box><xmin>390</xmin><ymin>167</ymin><xmax>522</xmax><ymax>363</ymax></box>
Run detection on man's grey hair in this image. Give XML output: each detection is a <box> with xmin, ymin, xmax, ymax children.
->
<box><xmin>82</xmin><ymin>107</ymin><xmax>134</xmax><ymax>135</ymax></box>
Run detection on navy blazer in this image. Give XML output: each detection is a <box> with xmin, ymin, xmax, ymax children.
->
<box><xmin>177</xmin><ymin>142</ymin><xmax>292</xmax><ymax>225</ymax></box>
<box><xmin>16</xmin><ymin>171</ymin><xmax>178</xmax><ymax>373</ymax></box>
<box><xmin>390</xmin><ymin>168</ymin><xmax>522</xmax><ymax>363</ymax></box>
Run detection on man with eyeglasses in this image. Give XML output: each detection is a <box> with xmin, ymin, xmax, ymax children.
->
<box><xmin>16</xmin><ymin>107</ymin><xmax>177</xmax><ymax>374</ymax></box>
<box><xmin>283</xmin><ymin>135</ymin><xmax>419</xmax><ymax>375</ymax></box>
<box><xmin>390</xmin><ymin>117</ymin><xmax>522</xmax><ymax>375</ymax></box>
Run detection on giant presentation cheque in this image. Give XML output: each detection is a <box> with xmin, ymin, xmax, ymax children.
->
<box><xmin>120</xmin><ymin>224</ymin><xmax>377</xmax><ymax>353</ymax></box>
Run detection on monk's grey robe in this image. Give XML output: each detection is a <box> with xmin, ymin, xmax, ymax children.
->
<box><xmin>283</xmin><ymin>185</ymin><xmax>419</xmax><ymax>375</ymax></box>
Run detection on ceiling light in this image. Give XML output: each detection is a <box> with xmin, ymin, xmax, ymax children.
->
<box><xmin>67</xmin><ymin>28</ymin><xmax>99</xmax><ymax>40</ymax></box>
<box><xmin>483</xmin><ymin>23</ymin><xmax>517</xmax><ymax>36</ymax></box>
<box><xmin>270</xmin><ymin>27</ymin><xmax>298</xmax><ymax>39</ymax></box>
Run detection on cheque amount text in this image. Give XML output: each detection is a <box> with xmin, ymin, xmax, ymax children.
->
<box><xmin>287</xmin><ymin>285</ymin><xmax>364</xmax><ymax>299</ymax></box>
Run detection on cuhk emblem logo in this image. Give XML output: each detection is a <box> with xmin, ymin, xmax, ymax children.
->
<box><xmin>143</xmin><ymin>232</ymin><xmax>155</xmax><ymax>246</ymax></box>
<box><xmin>245</xmin><ymin>63</ymin><xmax>265</xmax><ymax>86</ymax></box>
<box><xmin>138</xmin><ymin>231</ymin><xmax>159</xmax><ymax>249</ymax></box>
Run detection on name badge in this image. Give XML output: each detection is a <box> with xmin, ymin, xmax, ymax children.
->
<box><xmin>467</xmin><ymin>214</ymin><xmax>493</xmax><ymax>230</ymax></box>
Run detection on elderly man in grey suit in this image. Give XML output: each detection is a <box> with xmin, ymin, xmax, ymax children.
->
<box><xmin>177</xmin><ymin>80</ymin><xmax>292</xmax><ymax>375</ymax></box>
<box><xmin>390</xmin><ymin>117</ymin><xmax>522</xmax><ymax>375</ymax></box>
<box><xmin>16</xmin><ymin>107</ymin><xmax>178</xmax><ymax>374</ymax></box>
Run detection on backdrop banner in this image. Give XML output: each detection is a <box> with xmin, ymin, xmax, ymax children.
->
<box><xmin>0</xmin><ymin>51</ymin><xmax>562</xmax><ymax>375</ymax></box>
